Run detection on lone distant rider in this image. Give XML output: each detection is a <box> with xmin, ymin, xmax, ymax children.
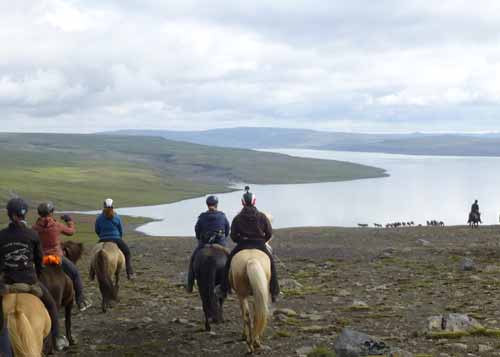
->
<box><xmin>0</xmin><ymin>198</ymin><xmax>67</xmax><ymax>351</ymax></box>
<box><xmin>470</xmin><ymin>199</ymin><xmax>482</xmax><ymax>223</ymax></box>
<box><xmin>218</xmin><ymin>187</ymin><xmax>280</xmax><ymax>302</ymax></box>
<box><xmin>95</xmin><ymin>198</ymin><xmax>135</xmax><ymax>279</ymax></box>
<box><xmin>33</xmin><ymin>202</ymin><xmax>92</xmax><ymax>311</ymax></box>
<box><xmin>186</xmin><ymin>195</ymin><xmax>229</xmax><ymax>293</ymax></box>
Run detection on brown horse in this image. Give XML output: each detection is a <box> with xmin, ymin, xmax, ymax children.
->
<box><xmin>39</xmin><ymin>259</ymin><xmax>76</xmax><ymax>346</ymax></box>
<box><xmin>229</xmin><ymin>249</ymin><xmax>271</xmax><ymax>354</ymax></box>
<box><xmin>2</xmin><ymin>293</ymin><xmax>51</xmax><ymax>356</ymax></box>
<box><xmin>90</xmin><ymin>242</ymin><xmax>125</xmax><ymax>312</ymax></box>
<box><xmin>62</xmin><ymin>241</ymin><xmax>84</xmax><ymax>264</ymax></box>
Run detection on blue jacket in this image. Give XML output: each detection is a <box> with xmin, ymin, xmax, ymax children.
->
<box><xmin>195</xmin><ymin>210</ymin><xmax>230</xmax><ymax>246</ymax></box>
<box><xmin>95</xmin><ymin>213</ymin><xmax>123</xmax><ymax>241</ymax></box>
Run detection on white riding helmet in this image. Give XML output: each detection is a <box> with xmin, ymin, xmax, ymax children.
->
<box><xmin>104</xmin><ymin>198</ymin><xmax>114</xmax><ymax>208</ymax></box>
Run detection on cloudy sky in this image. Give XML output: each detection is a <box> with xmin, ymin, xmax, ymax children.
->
<box><xmin>1</xmin><ymin>0</ymin><xmax>500</xmax><ymax>133</ymax></box>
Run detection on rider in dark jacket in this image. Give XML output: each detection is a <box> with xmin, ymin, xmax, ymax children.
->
<box><xmin>0</xmin><ymin>198</ymin><xmax>66</xmax><ymax>351</ymax></box>
<box><xmin>186</xmin><ymin>195</ymin><xmax>229</xmax><ymax>293</ymax></box>
<box><xmin>470</xmin><ymin>200</ymin><xmax>482</xmax><ymax>223</ymax></box>
<box><xmin>219</xmin><ymin>187</ymin><xmax>280</xmax><ymax>302</ymax></box>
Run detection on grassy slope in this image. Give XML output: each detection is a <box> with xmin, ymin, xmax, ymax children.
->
<box><xmin>0</xmin><ymin>133</ymin><xmax>386</xmax><ymax>210</ymax></box>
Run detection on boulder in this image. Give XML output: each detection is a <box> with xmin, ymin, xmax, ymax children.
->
<box><xmin>416</xmin><ymin>239</ymin><xmax>431</xmax><ymax>246</ymax></box>
<box><xmin>387</xmin><ymin>349</ymin><xmax>414</xmax><ymax>357</ymax></box>
<box><xmin>428</xmin><ymin>314</ymin><xmax>483</xmax><ymax>333</ymax></box>
<box><xmin>274</xmin><ymin>308</ymin><xmax>298</xmax><ymax>317</ymax></box>
<box><xmin>460</xmin><ymin>258</ymin><xmax>475</xmax><ymax>271</ymax></box>
<box><xmin>334</xmin><ymin>328</ymin><xmax>390</xmax><ymax>357</ymax></box>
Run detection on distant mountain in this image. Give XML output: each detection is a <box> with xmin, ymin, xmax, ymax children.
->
<box><xmin>104</xmin><ymin>128</ymin><xmax>500</xmax><ymax>156</ymax></box>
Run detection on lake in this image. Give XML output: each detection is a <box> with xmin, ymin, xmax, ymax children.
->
<box><xmin>114</xmin><ymin>149</ymin><xmax>500</xmax><ymax>236</ymax></box>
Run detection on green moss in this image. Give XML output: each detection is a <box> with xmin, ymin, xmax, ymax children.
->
<box><xmin>274</xmin><ymin>330</ymin><xmax>293</xmax><ymax>338</ymax></box>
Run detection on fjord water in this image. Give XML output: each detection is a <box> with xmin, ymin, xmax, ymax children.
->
<box><xmin>117</xmin><ymin>149</ymin><xmax>500</xmax><ymax>236</ymax></box>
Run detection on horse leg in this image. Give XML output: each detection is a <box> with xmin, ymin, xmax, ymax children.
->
<box><xmin>65</xmin><ymin>303</ymin><xmax>76</xmax><ymax>345</ymax></box>
<box><xmin>114</xmin><ymin>271</ymin><xmax>120</xmax><ymax>302</ymax></box>
<box><xmin>89</xmin><ymin>265</ymin><xmax>95</xmax><ymax>281</ymax></box>
<box><xmin>239</xmin><ymin>297</ymin><xmax>253</xmax><ymax>353</ymax></box>
<box><xmin>217</xmin><ymin>296</ymin><xmax>225</xmax><ymax>323</ymax></box>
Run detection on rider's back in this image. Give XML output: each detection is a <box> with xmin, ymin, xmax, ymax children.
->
<box><xmin>231</xmin><ymin>206</ymin><xmax>272</xmax><ymax>243</ymax></box>
<box><xmin>195</xmin><ymin>211</ymin><xmax>229</xmax><ymax>240</ymax></box>
<box><xmin>0</xmin><ymin>223</ymin><xmax>41</xmax><ymax>284</ymax></box>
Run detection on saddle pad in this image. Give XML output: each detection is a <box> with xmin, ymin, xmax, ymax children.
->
<box><xmin>43</xmin><ymin>255</ymin><xmax>62</xmax><ymax>266</ymax></box>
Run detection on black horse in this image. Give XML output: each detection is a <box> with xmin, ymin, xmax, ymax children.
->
<box><xmin>468</xmin><ymin>211</ymin><xmax>481</xmax><ymax>228</ymax></box>
<box><xmin>193</xmin><ymin>245</ymin><xmax>228</xmax><ymax>331</ymax></box>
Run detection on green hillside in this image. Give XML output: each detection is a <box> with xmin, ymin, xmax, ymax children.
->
<box><xmin>0</xmin><ymin>133</ymin><xmax>387</xmax><ymax>210</ymax></box>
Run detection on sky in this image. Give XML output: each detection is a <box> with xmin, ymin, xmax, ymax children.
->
<box><xmin>1</xmin><ymin>0</ymin><xmax>500</xmax><ymax>133</ymax></box>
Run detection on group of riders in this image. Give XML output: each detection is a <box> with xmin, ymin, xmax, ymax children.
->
<box><xmin>186</xmin><ymin>186</ymin><xmax>280</xmax><ymax>302</ymax></box>
<box><xmin>0</xmin><ymin>185</ymin><xmax>279</xmax><ymax>355</ymax></box>
<box><xmin>0</xmin><ymin>197</ymin><xmax>134</xmax><ymax>354</ymax></box>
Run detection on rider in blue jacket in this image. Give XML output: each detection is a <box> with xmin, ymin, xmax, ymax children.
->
<box><xmin>95</xmin><ymin>198</ymin><xmax>135</xmax><ymax>279</ymax></box>
<box><xmin>186</xmin><ymin>195</ymin><xmax>230</xmax><ymax>293</ymax></box>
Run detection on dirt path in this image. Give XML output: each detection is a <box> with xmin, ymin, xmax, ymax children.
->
<box><xmin>62</xmin><ymin>225</ymin><xmax>500</xmax><ymax>356</ymax></box>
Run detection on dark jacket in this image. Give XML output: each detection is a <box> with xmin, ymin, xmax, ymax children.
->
<box><xmin>0</xmin><ymin>222</ymin><xmax>44</xmax><ymax>284</ymax></box>
<box><xmin>95</xmin><ymin>213</ymin><xmax>123</xmax><ymax>241</ymax></box>
<box><xmin>33</xmin><ymin>216</ymin><xmax>75</xmax><ymax>257</ymax></box>
<box><xmin>195</xmin><ymin>210</ymin><xmax>230</xmax><ymax>244</ymax></box>
<box><xmin>471</xmin><ymin>203</ymin><xmax>479</xmax><ymax>213</ymax></box>
<box><xmin>230</xmin><ymin>206</ymin><xmax>272</xmax><ymax>244</ymax></box>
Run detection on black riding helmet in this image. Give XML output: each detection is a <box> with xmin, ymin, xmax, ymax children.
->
<box><xmin>242</xmin><ymin>186</ymin><xmax>256</xmax><ymax>206</ymax></box>
<box><xmin>38</xmin><ymin>202</ymin><xmax>55</xmax><ymax>217</ymax></box>
<box><xmin>206</xmin><ymin>195</ymin><xmax>218</xmax><ymax>207</ymax></box>
<box><xmin>6</xmin><ymin>198</ymin><xmax>29</xmax><ymax>219</ymax></box>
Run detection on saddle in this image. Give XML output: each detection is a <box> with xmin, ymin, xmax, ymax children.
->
<box><xmin>1</xmin><ymin>283</ymin><xmax>43</xmax><ymax>298</ymax></box>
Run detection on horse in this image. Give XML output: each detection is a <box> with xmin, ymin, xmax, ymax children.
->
<box><xmin>230</xmin><ymin>249</ymin><xmax>271</xmax><ymax>354</ymax></box>
<box><xmin>89</xmin><ymin>242</ymin><xmax>125</xmax><ymax>312</ymax></box>
<box><xmin>2</xmin><ymin>292</ymin><xmax>51</xmax><ymax>356</ymax></box>
<box><xmin>39</xmin><ymin>259</ymin><xmax>76</xmax><ymax>346</ymax></box>
<box><xmin>193</xmin><ymin>245</ymin><xmax>228</xmax><ymax>331</ymax></box>
<box><xmin>468</xmin><ymin>212</ymin><xmax>480</xmax><ymax>228</ymax></box>
<box><xmin>62</xmin><ymin>241</ymin><xmax>84</xmax><ymax>264</ymax></box>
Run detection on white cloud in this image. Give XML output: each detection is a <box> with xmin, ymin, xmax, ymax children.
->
<box><xmin>1</xmin><ymin>0</ymin><xmax>500</xmax><ymax>133</ymax></box>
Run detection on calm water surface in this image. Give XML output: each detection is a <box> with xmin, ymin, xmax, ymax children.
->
<box><xmin>114</xmin><ymin>149</ymin><xmax>500</xmax><ymax>236</ymax></box>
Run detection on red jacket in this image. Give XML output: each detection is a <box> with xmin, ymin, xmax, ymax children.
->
<box><xmin>33</xmin><ymin>217</ymin><xmax>75</xmax><ymax>257</ymax></box>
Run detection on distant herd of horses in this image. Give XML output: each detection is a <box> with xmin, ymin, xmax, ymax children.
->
<box><xmin>358</xmin><ymin>220</ymin><xmax>445</xmax><ymax>228</ymax></box>
<box><xmin>5</xmin><ymin>238</ymin><xmax>269</xmax><ymax>355</ymax></box>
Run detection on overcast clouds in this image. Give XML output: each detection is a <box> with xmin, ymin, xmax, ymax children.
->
<box><xmin>1</xmin><ymin>0</ymin><xmax>500</xmax><ymax>133</ymax></box>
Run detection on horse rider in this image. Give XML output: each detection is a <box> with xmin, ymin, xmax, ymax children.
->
<box><xmin>33</xmin><ymin>202</ymin><xmax>92</xmax><ymax>311</ymax></box>
<box><xmin>186</xmin><ymin>195</ymin><xmax>230</xmax><ymax>293</ymax></box>
<box><xmin>218</xmin><ymin>187</ymin><xmax>280</xmax><ymax>302</ymax></box>
<box><xmin>95</xmin><ymin>198</ymin><xmax>135</xmax><ymax>279</ymax></box>
<box><xmin>0</xmin><ymin>198</ymin><xmax>67</xmax><ymax>351</ymax></box>
<box><xmin>470</xmin><ymin>199</ymin><xmax>482</xmax><ymax>223</ymax></box>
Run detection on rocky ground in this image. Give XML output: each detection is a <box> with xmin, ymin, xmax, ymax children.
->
<box><xmin>60</xmin><ymin>224</ymin><xmax>500</xmax><ymax>356</ymax></box>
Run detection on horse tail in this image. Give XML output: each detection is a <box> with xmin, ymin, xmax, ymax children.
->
<box><xmin>95</xmin><ymin>250</ymin><xmax>114</xmax><ymax>301</ymax></box>
<box><xmin>247</xmin><ymin>258</ymin><xmax>269</xmax><ymax>339</ymax></box>
<box><xmin>7</xmin><ymin>311</ymin><xmax>39</xmax><ymax>357</ymax></box>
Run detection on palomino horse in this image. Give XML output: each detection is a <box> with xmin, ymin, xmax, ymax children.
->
<box><xmin>39</xmin><ymin>259</ymin><xmax>76</xmax><ymax>346</ymax></box>
<box><xmin>193</xmin><ymin>245</ymin><xmax>228</xmax><ymax>331</ymax></box>
<box><xmin>2</xmin><ymin>293</ymin><xmax>51</xmax><ymax>356</ymax></box>
<box><xmin>229</xmin><ymin>249</ymin><xmax>271</xmax><ymax>354</ymax></box>
<box><xmin>90</xmin><ymin>242</ymin><xmax>125</xmax><ymax>312</ymax></box>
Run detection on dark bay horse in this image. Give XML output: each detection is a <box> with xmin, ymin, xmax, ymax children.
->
<box><xmin>39</xmin><ymin>258</ymin><xmax>76</xmax><ymax>347</ymax></box>
<box><xmin>193</xmin><ymin>245</ymin><xmax>228</xmax><ymax>331</ymax></box>
<box><xmin>468</xmin><ymin>211</ymin><xmax>480</xmax><ymax>228</ymax></box>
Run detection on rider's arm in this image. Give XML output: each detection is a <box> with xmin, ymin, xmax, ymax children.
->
<box><xmin>224</xmin><ymin>216</ymin><xmax>230</xmax><ymax>237</ymax></box>
<box><xmin>262</xmin><ymin>214</ymin><xmax>273</xmax><ymax>242</ymax></box>
<box><xmin>32</xmin><ymin>233</ymin><xmax>44</xmax><ymax>276</ymax></box>
<box><xmin>116</xmin><ymin>216</ymin><xmax>123</xmax><ymax>238</ymax></box>
<box><xmin>60</xmin><ymin>221</ymin><xmax>76</xmax><ymax>236</ymax></box>
<box><xmin>195</xmin><ymin>218</ymin><xmax>201</xmax><ymax>240</ymax></box>
<box><xmin>95</xmin><ymin>216</ymin><xmax>101</xmax><ymax>236</ymax></box>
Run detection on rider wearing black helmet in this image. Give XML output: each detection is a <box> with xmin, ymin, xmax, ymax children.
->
<box><xmin>0</xmin><ymin>198</ymin><xmax>67</xmax><ymax>351</ymax></box>
<box><xmin>218</xmin><ymin>186</ymin><xmax>280</xmax><ymax>302</ymax></box>
<box><xmin>185</xmin><ymin>195</ymin><xmax>230</xmax><ymax>293</ymax></box>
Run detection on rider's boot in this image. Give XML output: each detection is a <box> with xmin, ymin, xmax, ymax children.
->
<box><xmin>185</xmin><ymin>263</ymin><xmax>195</xmax><ymax>293</ymax></box>
<box><xmin>269</xmin><ymin>258</ymin><xmax>280</xmax><ymax>303</ymax></box>
<box><xmin>126</xmin><ymin>260</ymin><xmax>135</xmax><ymax>280</ymax></box>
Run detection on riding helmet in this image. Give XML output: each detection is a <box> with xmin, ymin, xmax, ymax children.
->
<box><xmin>242</xmin><ymin>186</ymin><xmax>256</xmax><ymax>206</ymax></box>
<box><xmin>6</xmin><ymin>198</ymin><xmax>29</xmax><ymax>219</ymax></box>
<box><xmin>206</xmin><ymin>195</ymin><xmax>218</xmax><ymax>206</ymax></box>
<box><xmin>37</xmin><ymin>202</ymin><xmax>55</xmax><ymax>217</ymax></box>
<box><xmin>104</xmin><ymin>198</ymin><xmax>113</xmax><ymax>208</ymax></box>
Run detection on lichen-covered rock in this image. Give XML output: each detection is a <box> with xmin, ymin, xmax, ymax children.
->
<box><xmin>427</xmin><ymin>313</ymin><xmax>483</xmax><ymax>333</ymax></box>
<box><xmin>387</xmin><ymin>349</ymin><xmax>414</xmax><ymax>357</ymax></box>
<box><xmin>460</xmin><ymin>257</ymin><xmax>475</xmax><ymax>271</ymax></box>
<box><xmin>334</xmin><ymin>328</ymin><xmax>390</xmax><ymax>357</ymax></box>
